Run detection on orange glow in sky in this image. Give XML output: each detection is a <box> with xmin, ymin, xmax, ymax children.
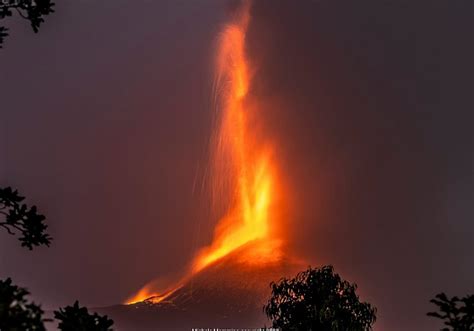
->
<box><xmin>126</xmin><ymin>1</ymin><xmax>283</xmax><ymax>305</ymax></box>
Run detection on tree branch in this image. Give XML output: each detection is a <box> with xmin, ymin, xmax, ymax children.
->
<box><xmin>0</xmin><ymin>223</ymin><xmax>15</xmax><ymax>235</ymax></box>
<box><xmin>0</xmin><ymin>2</ymin><xmax>30</xmax><ymax>9</ymax></box>
<box><xmin>14</xmin><ymin>7</ymin><xmax>28</xmax><ymax>20</ymax></box>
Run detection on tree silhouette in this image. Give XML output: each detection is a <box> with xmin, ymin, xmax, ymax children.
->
<box><xmin>54</xmin><ymin>301</ymin><xmax>114</xmax><ymax>331</ymax></box>
<box><xmin>0</xmin><ymin>186</ymin><xmax>114</xmax><ymax>329</ymax></box>
<box><xmin>0</xmin><ymin>0</ymin><xmax>55</xmax><ymax>48</ymax></box>
<box><xmin>0</xmin><ymin>186</ymin><xmax>51</xmax><ymax>249</ymax></box>
<box><xmin>0</xmin><ymin>277</ymin><xmax>115</xmax><ymax>331</ymax></box>
<box><xmin>264</xmin><ymin>265</ymin><xmax>376</xmax><ymax>331</ymax></box>
<box><xmin>427</xmin><ymin>292</ymin><xmax>474</xmax><ymax>330</ymax></box>
<box><xmin>0</xmin><ymin>278</ymin><xmax>49</xmax><ymax>331</ymax></box>
<box><xmin>0</xmin><ymin>5</ymin><xmax>115</xmax><ymax>327</ymax></box>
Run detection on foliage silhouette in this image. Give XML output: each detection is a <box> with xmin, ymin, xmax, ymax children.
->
<box><xmin>0</xmin><ymin>0</ymin><xmax>55</xmax><ymax>48</ymax></box>
<box><xmin>0</xmin><ymin>4</ymin><xmax>113</xmax><ymax>325</ymax></box>
<box><xmin>54</xmin><ymin>301</ymin><xmax>114</xmax><ymax>331</ymax></box>
<box><xmin>0</xmin><ymin>186</ymin><xmax>51</xmax><ymax>249</ymax></box>
<box><xmin>0</xmin><ymin>278</ymin><xmax>115</xmax><ymax>331</ymax></box>
<box><xmin>0</xmin><ymin>277</ymin><xmax>49</xmax><ymax>331</ymax></box>
<box><xmin>427</xmin><ymin>292</ymin><xmax>474</xmax><ymax>330</ymax></box>
<box><xmin>264</xmin><ymin>265</ymin><xmax>376</xmax><ymax>331</ymax></box>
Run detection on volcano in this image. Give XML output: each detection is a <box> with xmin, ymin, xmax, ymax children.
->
<box><xmin>103</xmin><ymin>3</ymin><xmax>303</xmax><ymax>329</ymax></box>
<box><xmin>97</xmin><ymin>242</ymin><xmax>303</xmax><ymax>330</ymax></box>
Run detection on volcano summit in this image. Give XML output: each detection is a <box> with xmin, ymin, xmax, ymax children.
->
<box><xmin>98</xmin><ymin>241</ymin><xmax>303</xmax><ymax>330</ymax></box>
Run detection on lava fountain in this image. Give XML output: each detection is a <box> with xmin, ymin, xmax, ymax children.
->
<box><xmin>126</xmin><ymin>1</ymin><xmax>285</xmax><ymax>305</ymax></box>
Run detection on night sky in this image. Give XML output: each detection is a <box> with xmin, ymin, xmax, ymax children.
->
<box><xmin>0</xmin><ymin>1</ymin><xmax>473</xmax><ymax>330</ymax></box>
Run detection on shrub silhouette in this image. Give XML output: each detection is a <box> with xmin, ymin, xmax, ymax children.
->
<box><xmin>427</xmin><ymin>292</ymin><xmax>474</xmax><ymax>330</ymax></box>
<box><xmin>0</xmin><ymin>186</ymin><xmax>114</xmax><ymax>330</ymax></box>
<box><xmin>0</xmin><ymin>0</ymin><xmax>55</xmax><ymax>48</ymax></box>
<box><xmin>264</xmin><ymin>265</ymin><xmax>376</xmax><ymax>331</ymax></box>
<box><xmin>54</xmin><ymin>301</ymin><xmax>114</xmax><ymax>331</ymax></box>
<box><xmin>0</xmin><ymin>277</ymin><xmax>49</xmax><ymax>331</ymax></box>
<box><xmin>0</xmin><ymin>186</ymin><xmax>51</xmax><ymax>249</ymax></box>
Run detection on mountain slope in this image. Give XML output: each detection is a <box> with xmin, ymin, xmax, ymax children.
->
<box><xmin>97</xmin><ymin>242</ymin><xmax>303</xmax><ymax>330</ymax></box>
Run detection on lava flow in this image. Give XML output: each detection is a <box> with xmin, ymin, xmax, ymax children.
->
<box><xmin>126</xmin><ymin>1</ymin><xmax>284</xmax><ymax>305</ymax></box>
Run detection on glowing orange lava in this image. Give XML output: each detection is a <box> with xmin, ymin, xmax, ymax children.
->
<box><xmin>126</xmin><ymin>1</ymin><xmax>283</xmax><ymax>305</ymax></box>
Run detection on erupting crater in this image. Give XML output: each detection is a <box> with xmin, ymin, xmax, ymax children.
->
<box><xmin>100</xmin><ymin>242</ymin><xmax>303</xmax><ymax>330</ymax></box>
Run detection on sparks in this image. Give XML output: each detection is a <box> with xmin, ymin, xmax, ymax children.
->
<box><xmin>126</xmin><ymin>1</ymin><xmax>283</xmax><ymax>305</ymax></box>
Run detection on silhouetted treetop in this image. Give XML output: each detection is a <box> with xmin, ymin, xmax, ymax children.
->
<box><xmin>0</xmin><ymin>277</ymin><xmax>49</xmax><ymax>331</ymax></box>
<box><xmin>264</xmin><ymin>265</ymin><xmax>376</xmax><ymax>331</ymax></box>
<box><xmin>428</xmin><ymin>292</ymin><xmax>474</xmax><ymax>330</ymax></box>
<box><xmin>54</xmin><ymin>301</ymin><xmax>114</xmax><ymax>331</ymax></box>
<box><xmin>0</xmin><ymin>0</ymin><xmax>55</xmax><ymax>48</ymax></box>
<box><xmin>0</xmin><ymin>186</ymin><xmax>51</xmax><ymax>249</ymax></box>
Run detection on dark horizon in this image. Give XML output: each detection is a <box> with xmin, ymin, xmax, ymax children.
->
<box><xmin>1</xmin><ymin>1</ymin><xmax>473</xmax><ymax>330</ymax></box>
